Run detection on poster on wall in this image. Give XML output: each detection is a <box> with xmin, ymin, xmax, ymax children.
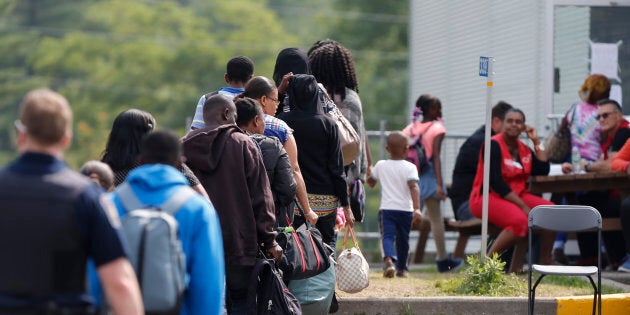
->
<box><xmin>591</xmin><ymin>41</ymin><xmax>622</xmax><ymax>106</ymax></box>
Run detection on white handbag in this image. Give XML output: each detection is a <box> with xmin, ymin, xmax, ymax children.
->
<box><xmin>336</xmin><ymin>226</ymin><xmax>369</xmax><ymax>293</ymax></box>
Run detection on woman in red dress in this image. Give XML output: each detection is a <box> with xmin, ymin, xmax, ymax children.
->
<box><xmin>469</xmin><ymin>108</ymin><xmax>555</xmax><ymax>273</ymax></box>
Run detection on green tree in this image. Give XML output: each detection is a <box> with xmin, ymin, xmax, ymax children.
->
<box><xmin>0</xmin><ymin>0</ymin><xmax>296</xmax><ymax>166</ymax></box>
<box><xmin>315</xmin><ymin>1</ymin><xmax>409</xmax><ymax>130</ymax></box>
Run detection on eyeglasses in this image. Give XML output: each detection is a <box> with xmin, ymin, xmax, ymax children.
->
<box><xmin>266</xmin><ymin>95</ymin><xmax>280</xmax><ymax>103</ymax></box>
<box><xmin>596</xmin><ymin>111</ymin><xmax>617</xmax><ymax>120</ymax></box>
<box><xmin>14</xmin><ymin>119</ymin><xmax>26</xmax><ymax>132</ymax></box>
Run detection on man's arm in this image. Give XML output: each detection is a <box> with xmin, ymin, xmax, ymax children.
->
<box><xmin>97</xmin><ymin>258</ymin><xmax>144</xmax><ymax>315</ymax></box>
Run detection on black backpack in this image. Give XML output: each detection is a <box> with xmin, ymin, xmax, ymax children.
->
<box><xmin>247</xmin><ymin>259</ymin><xmax>302</xmax><ymax>315</ymax></box>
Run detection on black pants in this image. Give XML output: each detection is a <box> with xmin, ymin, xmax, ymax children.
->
<box><xmin>576</xmin><ymin>191</ymin><xmax>626</xmax><ymax>264</ymax></box>
<box><xmin>225</xmin><ymin>264</ymin><xmax>255</xmax><ymax>315</ymax></box>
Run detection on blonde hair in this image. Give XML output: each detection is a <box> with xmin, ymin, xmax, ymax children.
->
<box><xmin>18</xmin><ymin>88</ymin><xmax>72</xmax><ymax>145</ymax></box>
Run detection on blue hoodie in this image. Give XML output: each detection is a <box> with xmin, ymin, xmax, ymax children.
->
<box><xmin>91</xmin><ymin>164</ymin><xmax>225</xmax><ymax>315</ymax></box>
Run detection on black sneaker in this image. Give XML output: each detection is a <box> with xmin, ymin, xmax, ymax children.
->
<box><xmin>436</xmin><ymin>257</ymin><xmax>464</xmax><ymax>273</ymax></box>
<box><xmin>395</xmin><ymin>270</ymin><xmax>409</xmax><ymax>278</ymax></box>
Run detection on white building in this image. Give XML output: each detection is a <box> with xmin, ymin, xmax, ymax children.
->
<box><xmin>409</xmin><ymin>0</ymin><xmax>630</xmax><ymax>187</ymax></box>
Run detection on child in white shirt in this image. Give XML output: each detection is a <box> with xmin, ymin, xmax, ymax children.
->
<box><xmin>367</xmin><ymin>131</ymin><xmax>422</xmax><ymax>278</ymax></box>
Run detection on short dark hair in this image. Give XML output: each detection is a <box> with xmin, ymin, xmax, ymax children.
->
<box><xmin>505</xmin><ymin>108</ymin><xmax>526</xmax><ymax>122</ymax></box>
<box><xmin>415</xmin><ymin>94</ymin><xmax>441</xmax><ymax>114</ymax></box>
<box><xmin>597</xmin><ymin>98</ymin><xmax>622</xmax><ymax>112</ymax></box>
<box><xmin>139</xmin><ymin>130</ymin><xmax>182</xmax><ymax>167</ymax></box>
<box><xmin>235</xmin><ymin>97</ymin><xmax>262</xmax><ymax>127</ymax></box>
<box><xmin>242</xmin><ymin>76</ymin><xmax>276</xmax><ymax>100</ymax></box>
<box><xmin>226</xmin><ymin>56</ymin><xmax>254</xmax><ymax>84</ymax></box>
<box><xmin>202</xmin><ymin>94</ymin><xmax>234</xmax><ymax>124</ymax></box>
<box><xmin>492</xmin><ymin>101</ymin><xmax>513</xmax><ymax>120</ymax></box>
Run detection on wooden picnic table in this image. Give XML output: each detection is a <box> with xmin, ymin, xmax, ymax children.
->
<box><xmin>529</xmin><ymin>171</ymin><xmax>630</xmax><ymax>231</ymax></box>
<box><xmin>529</xmin><ymin>171</ymin><xmax>630</xmax><ymax>194</ymax></box>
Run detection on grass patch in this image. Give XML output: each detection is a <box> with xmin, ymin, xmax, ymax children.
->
<box><xmin>337</xmin><ymin>254</ymin><xmax>622</xmax><ymax>299</ymax></box>
<box><xmin>438</xmin><ymin>253</ymin><xmax>525</xmax><ymax>296</ymax></box>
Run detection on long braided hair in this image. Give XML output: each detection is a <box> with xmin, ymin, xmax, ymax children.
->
<box><xmin>308</xmin><ymin>40</ymin><xmax>358</xmax><ymax>101</ymax></box>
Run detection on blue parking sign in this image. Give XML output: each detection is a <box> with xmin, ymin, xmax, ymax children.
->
<box><xmin>479</xmin><ymin>56</ymin><xmax>489</xmax><ymax>77</ymax></box>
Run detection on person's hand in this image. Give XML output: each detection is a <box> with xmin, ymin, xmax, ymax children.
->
<box><xmin>525</xmin><ymin>124</ymin><xmax>539</xmax><ymax>144</ymax></box>
<box><xmin>343</xmin><ymin>205</ymin><xmax>355</xmax><ymax>228</ymax></box>
<box><xmin>366</xmin><ymin>164</ymin><xmax>373</xmax><ymax>178</ymax></box>
<box><xmin>520</xmin><ymin>205</ymin><xmax>531</xmax><ymax>216</ymax></box>
<box><xmin>334</xmin><ymin>209</ymin><xmax>346</xmax><ymax>234</ymax></box>
<box><xmin>436</xmin><ymin>185</ymin><xmax>447</xmax><ymax>200</ymax></box>
<box><xmin>412</xmin><ymin>209</ymin><xmax>423</xmax><ymax>225</ymax></box>
<box><xmin>278</xmin><ymin>72</ymin><xmax>293</xmax><ymax>95</ymax></box>
<box><xmin>267</xmin><ymin>244</ymin><xmax>283</xmax><ymax>263</ymax></box>
<box><xmin>304</xmin><ymin>209</ymin><xmax>319</xmax><ymax>225</ymax></box>
<box><xmin>561</xmin><ymin>162</ymin><xmax>573</xmax><ymax>174</ymax></box>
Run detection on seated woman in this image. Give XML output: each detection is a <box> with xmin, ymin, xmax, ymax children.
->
<box><xmin>469</xmin><ymin>108</ymin><xmax>555</xmax><ymax>273</ymax></box>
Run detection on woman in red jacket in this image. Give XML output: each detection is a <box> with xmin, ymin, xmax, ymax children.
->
<box><xmin>469</xmin><ymin>108</ymin><xmax>555</xmax><ymax>273</ymax></box>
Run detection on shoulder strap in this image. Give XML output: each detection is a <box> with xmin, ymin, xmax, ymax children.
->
<box><xmin>116</xmin><ymin>182</ymin><xmax>196</xmax><ymax>215</ymax></box>
<box><xmin>160</xmin><ymin>186</ymin><xmax>197</xmax><ymax>215</ymax></box>
<box><xmin>116</xmin><ymin>182</ymin><xmax>144</xmax><ymax>212</ymax></box>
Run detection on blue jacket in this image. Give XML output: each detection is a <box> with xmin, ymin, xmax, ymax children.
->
<box><xmin>91</xmin><ymin>164</ymin><xmax>225</xmax><ymax>315</ymax></box>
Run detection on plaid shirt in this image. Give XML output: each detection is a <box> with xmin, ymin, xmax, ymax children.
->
<box><xmin>264</xmin><ymin>114</ymin><xmax>293</xmax><ymax>144</ymax></box>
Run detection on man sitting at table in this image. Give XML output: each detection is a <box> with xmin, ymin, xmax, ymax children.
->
<box><xmin>562</xmin><ymin>99</ymin><xmax>629</xmax><ymax>269</ymax></box>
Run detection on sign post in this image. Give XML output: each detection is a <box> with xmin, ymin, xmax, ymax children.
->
<box><xmin>479</xmin><ymin>56</ymin><xmax>494</xmax><ymax>262</ymax></box>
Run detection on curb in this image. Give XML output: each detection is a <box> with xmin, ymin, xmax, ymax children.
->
<box><xmin>336</xmin><ymin>294</ymin><xmax>630</xmax><ymax>315</ymax></box>
<box><xmin>556</xmin><ymin>293</ymin><xmax>630</xmax><ymax>315</ymax></box>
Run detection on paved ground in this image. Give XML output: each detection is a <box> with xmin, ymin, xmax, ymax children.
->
<box><xmin>335</xmin><ymin>258</ymin><xmax>630</xmax><ymax>314</ymax></box>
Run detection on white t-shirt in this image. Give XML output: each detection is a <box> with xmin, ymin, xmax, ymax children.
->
<box><xmin>371</xmin><ymin>159</ymin><xmax>419</xmax><ymax>211</ymax></box>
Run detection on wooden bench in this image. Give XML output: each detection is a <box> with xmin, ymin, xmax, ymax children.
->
<box><xmin>412</xmin><ymin>216</ymin><xmax>622</xmax><ymax>263</ymax></box>
<box><xmin>412</xmin><ymin>217</ymin><xmax>501</xmax><ymax>263</ymax></box>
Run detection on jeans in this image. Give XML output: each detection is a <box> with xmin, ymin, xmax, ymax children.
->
<box><xmin>378</xmin><ymin>210</ymin><xmax>413</xmax><ymax>271</ymax></box>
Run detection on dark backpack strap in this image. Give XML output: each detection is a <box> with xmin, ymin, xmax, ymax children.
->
<box><xmin>246</xmin><ymin>259</ymin><xmax>272</xmax><ymax>315</ymax></box>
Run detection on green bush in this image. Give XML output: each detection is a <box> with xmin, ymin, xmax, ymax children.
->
<box><xmin>437</xmin><ymin>253</ymin><xmax>526</xmax><ymax>296</ymax></box>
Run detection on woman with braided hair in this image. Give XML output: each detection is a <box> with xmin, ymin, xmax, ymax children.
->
<box><xmin>308</xmin><ymin>39</ymin><xmax>371</xmax><ymax>222</ymax></box>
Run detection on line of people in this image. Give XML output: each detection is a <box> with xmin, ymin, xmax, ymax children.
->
<box><xmin>0</xmin><ymin>39</ymin><xmax>368</xmax><ymax>315</ymax></box>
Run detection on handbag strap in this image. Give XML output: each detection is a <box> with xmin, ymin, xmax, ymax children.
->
<box><xmin>342</xmin><ymin>226</ymin><xmax>361</xmax><ymax>252</ymax></box>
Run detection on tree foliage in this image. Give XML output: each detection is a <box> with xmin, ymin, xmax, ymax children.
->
<box><xmin>0</xmin><ymin>0</ymin><xmax>407</xmax><ymax>166</ymax></box>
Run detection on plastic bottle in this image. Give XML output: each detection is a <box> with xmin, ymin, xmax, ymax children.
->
<box><xmin>571</xmin><ymin>145</ymin><xmax>581</xmax><ymax>174</ymax></box>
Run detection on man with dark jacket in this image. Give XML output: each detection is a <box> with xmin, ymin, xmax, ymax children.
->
<box><xmin>0</xmin><ymin>89</ymin><xmax>143</xmax><ymax>314</ymax></box>
<box><xmin>449</xmin><ymin>101</ymin><xmax>512</xmax><ymax>220</ymax></box>
<box><xmin>182</xmin><ymin>94</ymin><xmax>281</xmax><ymax>315</ymax></box>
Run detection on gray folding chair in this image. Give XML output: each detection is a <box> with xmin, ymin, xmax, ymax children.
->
<box><xmin>528</xmin><ymin>205</ymin><xmax>601</xmax><ymax>315</ymax></box>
